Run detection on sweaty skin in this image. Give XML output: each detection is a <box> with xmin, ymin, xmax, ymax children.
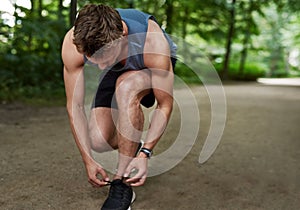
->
<box><xmin>62</xmin><ymin>19</ymin><xmax>174</xmax><ymax>187</ymax></box>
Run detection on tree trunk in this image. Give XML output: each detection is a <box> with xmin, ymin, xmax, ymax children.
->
<box><xmin>181</xmin><ymin>6</ymin><xmax>189</xmax><ymax>63</ymax></box>
<box><xmin>70</xmin><ymin>0</ymin><xmax>77</xmax><ymax>27</ymax></box>
<box><xmin>165</xmin><ymin>0</ymin><xmax>174</xmax><ymax>34</ymax></box>
<box><xmin>30</xmin><ymin>0</ymin><xmax>34</xmax><ymax>14</ymax></box>
<box><xmin>126</xmin><ymin>0</ymin><xmax>135</xmax><ymax>8</ymax></box>
<box><xmin>239</xmin><ymin>0</ymin><xmax>253</xmax><ymax>74</ymax></box>
<box><xmin>222</xmin><ymin>0</ymin><xmax>236</xmax><ymax>79</ymax></box>
<box><xmin>38</xmin><ymin>0</ymin><xmax>42</xmax><ymax>18</ymax></box>
<box><xmin>58</xmin><ymin>0</ymin><xmax>63</xmax><ymax>19</ymax></box>
<box><xmin>182</xmin><ymin>6</ymin><xmax>188</xmax><ymax>40</ymax></box>
<box><xmin>239</xmin><ymin>30</ymin><xmax>250</xmax><ymax>74</ymax></box>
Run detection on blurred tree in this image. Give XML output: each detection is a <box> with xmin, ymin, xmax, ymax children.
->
<box><xmin>0</xmin><ymin>0</ymin><xmax>67</xmax><ymax>101</ymax></box>
<box><xmin>70</xmin><ymin>0</ymin><xmax>77</xmax><ymax>26</ymax></box>
<box><xmin>264</xmin><ymin>3</ymin><xmax>294</xmax><ymax>77</ymax></box>
<box><xmin>125</xmin><ymin>0</ymin><xmax>135</xmax><ymax>8</ymax></box>
<box><xmin>164</xmin><ymin>0</ymin><xmax>174</xmax><ymax>34</ymax></box>
<box><xmin>58</xmin><ymin>0</ymin><xmax>63</xmax><ymax>19</ymax></box>
<box><xmin>222</xmin><ymin>0</ymin><xmax>236</xmax><ymax>79</ymax></box>
<box><xmin>238</xmin><ymin>0</ymin><xmax>259</xmax><ymax>74</ymax></box>
<box><xmin>1</xmin><ymin>0</ymin><xmax>300</xmax><ymax>102</ymax></box>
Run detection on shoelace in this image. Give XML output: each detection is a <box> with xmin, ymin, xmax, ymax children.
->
<box><xmin>104</xmin><ymin>177</ymin><xmax>129</xmax><ymax>185</ymax></box>
<box><xmin>106</xmin><ymin>179</ymin><xmax>130</xmax><ymax>200</ymax></box>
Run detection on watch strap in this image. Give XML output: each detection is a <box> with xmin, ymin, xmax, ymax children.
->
<box><xmin>140</xmin><ymin>147</ymin><xmax>152</xmax><ymax>158</ymax></box>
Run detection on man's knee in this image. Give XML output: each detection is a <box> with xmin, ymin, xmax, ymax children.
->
<box><xmin>115</xmin><ymin>70</ymin><xmax>151</xmax><ymax>105</ymax></box>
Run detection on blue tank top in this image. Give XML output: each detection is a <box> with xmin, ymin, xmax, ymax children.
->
<box><xmin>85</xmin><ymin>9</ymin><xmax>177</xmax><ymax>71</ymax></box>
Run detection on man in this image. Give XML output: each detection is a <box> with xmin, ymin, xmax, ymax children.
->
<box><xmin>61</xmin><ymin>4</ymin><xmax>176</xmax><ymax>210</ymax></box>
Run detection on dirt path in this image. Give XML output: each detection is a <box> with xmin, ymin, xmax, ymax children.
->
<box><xmin>0</xmin><ymin>82</ymin><xmax>299</xmax><ymax>210</ymax></box>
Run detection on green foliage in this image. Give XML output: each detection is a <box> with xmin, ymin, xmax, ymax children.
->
<box><xmin>1</xmin><ymin>0</ymin><xmax>300</xmax><ymax>104</ymax></box>
<box><xmin>230</xmin><ymin>63</ymin><xmax>266</xmax><ymax>80</ymax></box>
<box><xmin>174</xmin><ymin>62</ymin><xmax>202</xmax><ymax>84</ymax></box>
<box><xmin>0</xmin><ymin>4</ymin><xmax>67</xmax><ymax>103</ymax></box>
<box><xmin>214</xmin><ymin>62</ymin><xmax>266</xmax><ymax>81</ymax></box>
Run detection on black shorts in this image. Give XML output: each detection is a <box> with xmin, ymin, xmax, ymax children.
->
<box><xmin>92</xmin><ymin>58</ymin><xmax>176</xmax><ymax>109</ymax></box>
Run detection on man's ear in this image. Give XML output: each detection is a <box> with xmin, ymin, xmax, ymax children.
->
<box><xmin>122</xmin><ymin>21</ymin><xmax>127</xmax><ymax>36</ymax></box>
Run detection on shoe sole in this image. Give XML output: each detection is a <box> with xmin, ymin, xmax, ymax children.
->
<box><xmin>127</xmin><ymin>191</ymin><xmax>136</xmax><ymax>210</ymax></box>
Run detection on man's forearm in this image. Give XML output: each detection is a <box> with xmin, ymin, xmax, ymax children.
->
<box><xmin>67</xmin><ymin>103</ymin><xmax>93</xmax><ymax>163</ymax></box>
<box><xmin>143</xmin><ymin>105</ymin><xmax>173</xmax><ymax>150</ymax></box>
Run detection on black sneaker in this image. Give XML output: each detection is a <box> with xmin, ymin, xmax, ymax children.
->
<box><xmin>101</xmin><ymin>179</ymin><xmax>135</xmax><ymax>210</ymax></box>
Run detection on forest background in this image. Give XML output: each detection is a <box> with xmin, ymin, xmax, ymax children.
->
<box><xmin>0</xmin><ymin>0</ymin><xmax>299</xmax><ymax>103</ymax></box>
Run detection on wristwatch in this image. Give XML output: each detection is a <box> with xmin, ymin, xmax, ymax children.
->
<box><xmin>140</xmin><ymin>147</ymin><xmax>153</xmax><ymax>159</ymax></box>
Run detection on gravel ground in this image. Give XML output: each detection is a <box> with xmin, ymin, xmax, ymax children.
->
<box><xmin>0</xmin><ymin>82</ymin><xmax>299</xmax><ymax>210</ymax></box>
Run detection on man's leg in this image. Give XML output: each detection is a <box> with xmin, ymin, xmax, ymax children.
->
<box><xmin>114</xmin><ymin>70</ymin><xmax>152</xmax><ymax>179</ymax></box>
<box><xmin>89</xmin><ymin>69</ymin><xmax>123</xmax><ymax>153</ymax></box>
<box><xmin>89</xmin><ymin>107</ymin><xmax>118</xmax><ymax>153</ymax></box>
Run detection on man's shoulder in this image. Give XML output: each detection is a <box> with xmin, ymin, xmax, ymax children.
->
<box><xmin>62</xmin><ymin>28</ymin><xmax>84</xmax><ymax>69</ymax></box>
<box><xmin>62</xmin><ymin>28</ymin><xmax>74</xmax><ymax>49</ymax></box>
<box><xmin>117</xmin><ymin>8</ymin><xmax>145</xmax><ymax>14</ymax></box>
<box><xmin>117</xmin><ymin>8</ymin><xmax>151</xmax><ymax>22</ymax></box>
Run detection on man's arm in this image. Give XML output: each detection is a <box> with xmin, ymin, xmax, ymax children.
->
<box><xmin>125</xmin><ymin>20</ymin><xmax>174</xmax><ymax>186</ymax></box>
<box><xmin>142</xmin><ymin>20</ymin><xmax>174</xmax><ymax>153</ymax></box>
<box><xmin>62</xmin><ymin>29</ymin><xmax>109</xmax><ymax>187</ymax></box>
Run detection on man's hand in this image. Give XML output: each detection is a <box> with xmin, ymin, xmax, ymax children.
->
<box><xmin>124</xmin><ymin>154</ymin><xmax>148</xmax><ymax>186</ymax></box>
<box><xmin>85</xmin><ymin>158</ymin><xmax>110</xmax><ymax>187</ymax></box>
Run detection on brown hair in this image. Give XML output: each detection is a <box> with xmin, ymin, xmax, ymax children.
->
<box><xmin>73</xmin><ymin>4</ymin><xmax>123</xmax><ymax>56</ymax></box>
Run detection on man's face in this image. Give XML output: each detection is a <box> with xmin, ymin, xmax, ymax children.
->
<box><xmin>87</xmin><ymin>38</ymin><xmax>124</xmax><ymax>70</ymax></box>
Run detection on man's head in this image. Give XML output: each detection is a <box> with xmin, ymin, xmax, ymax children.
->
<box><xmin>73</xmin><ymin>4</ymin><xmax>123</xmax><ymax>57</ymax></box>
